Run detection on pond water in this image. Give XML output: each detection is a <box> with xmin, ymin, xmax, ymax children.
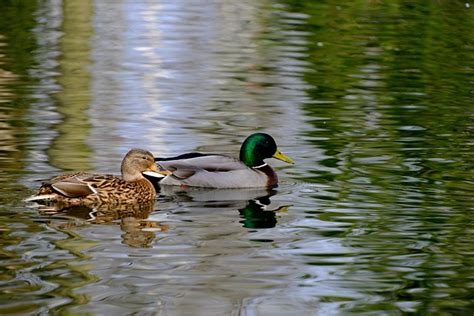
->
<box><xmin>1</xmin><ymin>0</ymin><xmax>473</xmax><ymax>314</ymax></box>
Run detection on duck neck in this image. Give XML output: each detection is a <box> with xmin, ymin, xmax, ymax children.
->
<box><xmin>121</xmin><ymin>163</ymin><xmax>144</xmax><ymax>182</ymax></box>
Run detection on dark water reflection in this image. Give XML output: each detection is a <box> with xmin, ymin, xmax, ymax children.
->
<box><xmin>1</xmin><ymin>0</ymin><xmax>473</xmax><ymax>314</ymax></box>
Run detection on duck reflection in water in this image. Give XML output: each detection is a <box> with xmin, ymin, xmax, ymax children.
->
<box><xmin>159</xmin><ymin>186</ymin><xmax>290</xmax><ymax>229</ymax></box>
<box><xmin>37</xmin><ymin>201</ymin><xmax>168</xmax><ymax>248</ymax></box>
<box><xmin>238</xmin><ymin>195</ymin><xmax>290</xmax><ymax>229</ymax></box>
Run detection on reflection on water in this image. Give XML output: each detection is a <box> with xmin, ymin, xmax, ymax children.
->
<box><xmin>48</xmin><ymin>0</ymin><xmax>93</xmax><ymax>171</ymax></box>
<box><xmin>37</xmin><ymin>201</ymin><xmax>167</xmax><ymax>248</ymax></box>
<box><xmin>0</xmin><ymin>0</ymin><xmax>474</xmax><ymax>315</ymax></box>
<box><xmin>37</xmin><ymin>201</ymin><xmax>155</xmax><ymax>223</ymax></box>
<box><xmin>160</xmin><ymin>186</ymin><xmax>288</xmax><ymax>229</ymax></box>
<box><xmin>238</xmin><ymin>198</ymin><xmax>287</xmax><ymax>229</ymax></box>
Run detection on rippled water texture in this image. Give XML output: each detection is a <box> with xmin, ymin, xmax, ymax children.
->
<box><xmin>1</xmin><ymin>1</ymin><xmax>473</xmax><ymax>314</ymax></box>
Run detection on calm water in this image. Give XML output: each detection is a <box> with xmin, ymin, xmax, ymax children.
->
<box><xmin>1</xmin><ymin>0</ymin><xmax>473</xmax><ymax>314</ymax></box>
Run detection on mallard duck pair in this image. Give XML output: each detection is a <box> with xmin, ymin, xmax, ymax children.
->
<box><xmin>29</xmin><ymin>133</ymin><xmax>293</xmax><ymax>206</ymax></box>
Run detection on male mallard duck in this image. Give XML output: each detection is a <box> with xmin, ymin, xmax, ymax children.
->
<box><xmin>27</xmin><ymin>149</ymin><xmax>170</xmax><ymax>206</ymax></box>
<box><xmin>150</xmin><ymin>133</ymin><xmax>294</xmax><ymax>188</ymax></box>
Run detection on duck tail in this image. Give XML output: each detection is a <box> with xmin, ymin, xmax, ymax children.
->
<box><xmin>24</xmin><ymin>194</ymin><xmax>57</xmax><ymax>202</ymax></box>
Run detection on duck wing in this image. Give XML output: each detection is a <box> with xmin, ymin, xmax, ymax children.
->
<box><xmin>156</xmin><ymin>153</ymin><xmax>247</xmax><ymax>176</ymax></box>
<box><xmin>50</xmin><ymin>174</ymin><xmax>119</xmax><ymax>198</ymax></box>
<box><xmin>52</xmin><ymin>177</ymin><xmax>97</xmax><ymax>197</ymax></box>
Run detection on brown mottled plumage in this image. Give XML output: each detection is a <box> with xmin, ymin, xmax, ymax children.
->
<box><xmin>28</xmin><ymin>149</ymin><xmax>168</xmax><ymax>207</ymax></box>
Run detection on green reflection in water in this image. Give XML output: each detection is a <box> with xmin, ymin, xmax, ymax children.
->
<box><xmin>0</xmin><ymin>0</ymin><xmax>38</xmax><ymax>192</ymax></box>
<box><xmin>278</xmin><ymin>0</ymin><xmax>474</xmax><ymax>313</ymax></box>
<box><xmin>0</xmin><ymin>212</ymin><xmax>100</xmax><ymax>314</ymax></box>
<box><xmin>47</xmin><ymin>1</ymin><xmax>93</xmax><ymax>171</ymax></box>
<box><xmin>0</xmin><ymin>2</ymin><xmax>41</xmax><ymax>310</ymax></box>
<box><xmin>0</xmin><ymin>0</ymin><xmax>473</xmax><ymax>315</ymax></box>
<box><xmin>280</xmin><ymin>0</ymin><xmax>474</xmax><ymax>184</ymax></box>
<box><xmin>0</xmin><ymin>1</ymin><xmax>39</xmax><ymax>76</ymax></box>
<box><xmin>0</xmin><ymin>1</ymin><xmax>98</xmax><ymax>314</ymax></box>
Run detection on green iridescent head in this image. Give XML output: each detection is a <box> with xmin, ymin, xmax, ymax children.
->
<box><xmin>239</xmin><ymin>133</ymin><xmax>294</xmax><ymax>167</ymax></box>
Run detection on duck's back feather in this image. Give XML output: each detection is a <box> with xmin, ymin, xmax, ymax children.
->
<box><xmin>156</xmin><ymin>154</ymin><xmax>246</xmax><ymax>172</ymax></box>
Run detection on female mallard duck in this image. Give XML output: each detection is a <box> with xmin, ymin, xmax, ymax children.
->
<box><xmin>28</xmin><ymin>149</ymin><xmax>170</xmax><ymax>206</ymax></box>
<box><xmin>149</xmin><ymin>133</ymin><xmax>294</xmax><ymax>188</ymax></box>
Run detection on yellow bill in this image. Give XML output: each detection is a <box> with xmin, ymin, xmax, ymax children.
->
<box><xmin>273</xmin><ymin>150</ymin><xmax>294</xmax><ymax>164</ymax></box>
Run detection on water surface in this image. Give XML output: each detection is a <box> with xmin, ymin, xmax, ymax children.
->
<box><xmin>1</xmin><ymin>0</ymin><xmax>473</xmax><ymax>314</ymax></box>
